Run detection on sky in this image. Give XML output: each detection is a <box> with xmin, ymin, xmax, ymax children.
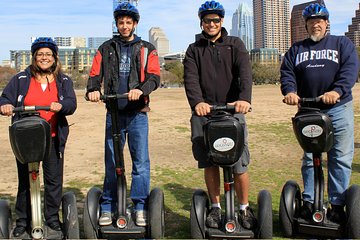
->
<box><xmin>0</xmin><ymin>0</ymin><xmax>359</xmax><ymax>62</ymax></box>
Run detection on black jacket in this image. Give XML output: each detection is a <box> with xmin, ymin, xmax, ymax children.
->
<box><xmin>87</xmin><ymin>35</ymin><xmax>160</xmax><ymax>110</ymax></box>
<box><xmin>183</xmin><ymin>28</ymin><xmax>252</xmax><ymax>109</ymax></box>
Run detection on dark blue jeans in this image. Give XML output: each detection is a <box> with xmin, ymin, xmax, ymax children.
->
<box><xmin>101</xmin><ymin>111</ymin><xmax>150</xmax><ymax>213</ymax></box>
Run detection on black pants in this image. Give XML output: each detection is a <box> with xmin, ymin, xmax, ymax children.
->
<box><xmin>15</xmin><ymin>138</ymin><xmax>64</xmax><ymax>227</ymax></box>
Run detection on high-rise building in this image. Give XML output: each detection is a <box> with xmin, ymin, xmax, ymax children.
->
<box><xmin>291</xmin><ymin>0</ymin><xmax>330</xmax><ymax>44</ymax></box>
<box><xmin>230</xmin><ymin>2</ymin><xmax>254</xmax><ymax>51</ymax></box>
<box><xmin>345</xmin><ymin>3</ymin><xmax>360</xmax><ymax>47</ymax></box>
<box><xmin>253</xmin><ymin>0</ymin><xmax>291</xmax><ymax>54</ymax></box>
<box><xmin>53</xmin><ymin>37</ymin><xmax>86</xmax><ymax>48</ymax></box>
<box><xmin>149</xmin><ymin>27</ymin><xmax>170</xmax><ymax>57</ymax></box>
<box><xmin>113</xmin><ymin>0</ymin><xmax>140</xmax><ymax>36</ymax></box>
<box><xmin>88</xmin><ymin>37</ymin><xmax>111</xmax><ymax>49</ymax></box>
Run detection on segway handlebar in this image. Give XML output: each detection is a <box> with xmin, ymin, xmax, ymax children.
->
<box><xmin>84</xmin><ymin>93</ymin><xmax>128</xmax><ymax>101</ymax></box>
<box><xmin>210</xmin><ymin>105</ymin><xmax>252</xmax><ymax>113</ymax></box>
<box><xmin>298</xmin><ymin>97</ymin><xmax>322</xmax><ymax>104</ymax></box>
<box><xmin>13</xmin><ymin>106</ymin><xmax>51</xmax><ymax>113</ymax></box>
<box><xmin>100</xmin><ymin>94</ymin><xmax>128</xmax><ymax>101</ymax></box>
<box><xmin>210</xmin><ymin>105</ymin><xmax>235</xmax><ymax>111</ymax></box>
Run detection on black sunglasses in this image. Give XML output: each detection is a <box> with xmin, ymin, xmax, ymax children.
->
<box><xmin>202</xmin><ymin>18</ymin><xmax>221</xmax><ymax>24</ymax></box>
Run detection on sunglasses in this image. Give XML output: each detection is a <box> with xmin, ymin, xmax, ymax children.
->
<box><xmin>202</xmin><ymin>18</ymin><xmax>221</xmax><ymax>24</ymax></box>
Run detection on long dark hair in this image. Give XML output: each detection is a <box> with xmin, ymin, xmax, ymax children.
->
<box><xmin>30</xmin><ymin>49</ymin><xmax>62</xmax><ymax>79</ymax></box>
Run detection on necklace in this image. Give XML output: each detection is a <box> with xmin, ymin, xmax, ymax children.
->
<box><xmin>35</xmin><ymin>74</ymin><xmax>54</xmax><ymax>84</ymax></box>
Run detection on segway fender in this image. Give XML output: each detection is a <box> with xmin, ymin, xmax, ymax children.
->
<box><xmin>192</xmin><ymin>189</ymin><xmax>208</xmax><ymax>230</ymax></box>
<box><xmin>85</xmin><ymin>187</ymin><xmax>102</xmax><ymax>229</ymax></box>
<box><xmin>62</xmin><ymin>192</ymin><xmax>80</xmax><ymax>239</ymax></box>
<box><xmin>345</xmin><ymin>184</ymin><xmax>360</xmax><ymax>238</ymax></box>
<box><xmin>0</xmin><ymin>200</ymin><xmax>11</xmax><ymax>239</ymax></box>
<box><xmin>281</xmin><ymin>180</ymin><xmax>300</xmax><ymax>223</ymax></box>
<box><xmin>257</xmin><ymin>190</ymin><xmax>273</xmax><ymax>239</ymax></box>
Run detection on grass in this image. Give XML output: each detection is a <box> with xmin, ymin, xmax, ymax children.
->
<box><xmin>2</xmin><ymin>85</ymin><xmax>360</xmax><ymax>239</ymax></box>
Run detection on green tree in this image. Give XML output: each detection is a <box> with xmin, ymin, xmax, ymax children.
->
<box><xmin>163</xmin><ymin>61</ymin><xmax>184</xmax><ymax>87</ymax></box>
<box><xmin>252</xmin><ymin>63</ymin><xmax>281</xmax><ymax>85</ymax></box>
<box><xmin>252</xmin><ymin>63</ymin><xmax>280</xmax><ymax>85</ymax></box>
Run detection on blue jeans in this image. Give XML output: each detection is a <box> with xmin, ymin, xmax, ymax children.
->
<box><xmin>301</xmin><ymin>101</ymin><xmax>354</xmax><ymax>206</ymax></box>
<box><xmin>101</xmin><ymin>111</ymin><xmax>150</xmax><ymax>213</ymax></box>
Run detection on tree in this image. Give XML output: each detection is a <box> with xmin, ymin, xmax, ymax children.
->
<box><xmin>252</xmin><ymin>63</ymin><xmax>281</xmax><ymax>85</ymax></box>
<box><xmin>163</xmin><ymin>61</ymin><xmax>184</xmax><ymax>87</ymax></box>
<box><xmin>0</xmin><ymin>66</ymin><xmax>16</xmax><ymax>89</ymax></box>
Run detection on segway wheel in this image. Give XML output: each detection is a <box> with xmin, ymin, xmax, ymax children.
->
<box><xmin>0</xmin><ymin>199</ymin><xmax>11</xmax><ymax>239</ymax></box>
<box><xmin>279</xmin><ymin>180</ymin><xmax>301</xmax><ymax>238</ymax></box>
<box><xmin>345</xmin><ymin>184</ymin><xmax>360</xmax><ymax>238</ymax></box>
<box><xmin>256</xmin><ymin>190</ymin><xmax>273</xmax><ymax>239</ymax></box>
<box><xmin>61</xmin><ymin>192</ymin><xmax>79</xmax><ymax>239</ymax></box>
<box><xmin>83</xmin><ymin>187</ymin><xmax>102</xmax><ymax>239</ymax></box>
<box><xmin>148</xmin><ymin>187</ymin><xmax>165</xmax><ymax>239</ymax></box>
<box><xmin>190</xmin><ymin>189</ymin><xmax>209</xmax><ymax>239</ymax></box>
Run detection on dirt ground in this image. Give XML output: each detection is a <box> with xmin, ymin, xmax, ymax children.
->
<box><xmin>0</xmin><ymin>83</ymin><xmax>359</xmax><ymax>198</ymax></box>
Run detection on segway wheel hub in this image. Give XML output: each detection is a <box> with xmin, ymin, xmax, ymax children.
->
<box><xmin>116</xmin><ymin>217</ymin><xmax>127</xmax><ymax>229</ymax></box>
<box><xmin>225</xmin><ymin>220</ymin><xmax>236</xmax><ymax>233</ymax></box>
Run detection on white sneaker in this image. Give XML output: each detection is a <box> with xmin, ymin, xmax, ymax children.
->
<box><xmin>135</xmin><ymin>210</ymin><xmax>148</xmax><ymax>226</ymax></box>
<box><xmin>99</xmin><ymin>212</ymin><xmax>112</xmax><ymax>226</ymax></box>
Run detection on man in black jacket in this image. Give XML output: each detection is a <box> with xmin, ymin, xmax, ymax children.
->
<box><xmin>183</xmin><ymin>0</ymin><xmax>255</xmax><ymax>230</ymax></box>
<box><xmin>86</xmin><ymin>2</ymin><xmax>160</xmax><ymax>227</ymax></box>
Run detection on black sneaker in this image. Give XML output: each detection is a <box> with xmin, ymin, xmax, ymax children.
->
<box><xmin>239</xmin><ymin>206</ymin><xmax>257</xmax><ymax>230</ymax></box>
<box><xmin>327</xmin><ymin>204</ymin><xmax>346</xmax><ymax>224</ymax></box>
<box><xmin>206</xmin><ymin>207</ymin><xmax>221</xmax><ymax>228</ymax></box>
<box><xmin>12</xmin><ymin>225</ymin><xmax>26</xmax><ymax>237</ymax></box>
<box><xmin>300</xmin><ymin>201</ymin><xmax>313</xmax><ymax>220</ymax></box>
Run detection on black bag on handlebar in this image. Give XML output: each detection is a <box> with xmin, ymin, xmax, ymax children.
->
<box><xmin>9</xmin><ymin>115</ymin><xmax>51</xmax><ymax>164</ymax></box>
<box><xmin>204</xmin><ymin>111</ymin><xmax>245</xmax><ymax>166</ymax></box>
<box><xmin>292</xmin><ymin>108</ymin><xmax>334</xmax><ymax>154</ymax></box>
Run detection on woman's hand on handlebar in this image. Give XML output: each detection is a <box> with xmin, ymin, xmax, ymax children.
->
<box><xmin>0</xmin><ymin>104</ymin><xmax>14</xmax><ymax>116</ymax></box>
<box><xmin>195</xmin><ymin>102</ymin><xmax>211</xmax><ymax>116</ymax></box>
<box><xmin>283</xmin><ymin>92</ymin><xmax>300</xmax><ymax>105</ymax></box>
<box><xmin>50</xmin><ymin>102</ymin><xmax>62</xmax><ymax>112</ymax></box>
<box><xmin>228</xmin><ymin>100</ymin><xmax>251</xmax><ymax>114</ymax></box>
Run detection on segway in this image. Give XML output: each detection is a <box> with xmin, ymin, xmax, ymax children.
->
<box><xmin>279</xmin><ymin>97</ymin><xmax>360</xmax><ymax>238</ymax></box>
<box><xmin>0</xmin><ymin>199</ymin><xmax>11</xmax><ymax>239</ymax></box>
<box><xmin>0</xmin><ymin>106</ymin><xmax>79</xmax><ymax>239</ymax></box>
<box><xmin>190</xmin><ymin>105</ymin><xmax>273</xmax><ymax>239</ymax></box>
<box><xmin>83</xmin><ymin>94</ymin><xmax>165</xmax><ymax>239</ymax></box>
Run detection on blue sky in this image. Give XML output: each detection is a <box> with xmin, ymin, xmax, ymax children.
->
<box><xmin>0</xmin><ymin>0</ymin><xmax>358</xmax><ymax>62</ymax></box>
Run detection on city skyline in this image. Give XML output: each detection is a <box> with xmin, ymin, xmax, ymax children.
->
<box><xmin>0</xmin><ymin>0</ymin><xmax>359</xmax><ymax>63</ymax></box>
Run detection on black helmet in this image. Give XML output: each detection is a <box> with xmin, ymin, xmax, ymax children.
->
<box><xmin>114</xmin><ymin>2</ymin><xmax>140</xmax><ymax>23</ymax></box>
<box><xmin>31</xmin><ymin>37</ymin><xmax>58</xmax><ymax>56</ymax></box>
<box><xmin>198</xmin><ymin>0</ymin><xmax>225</xmax><ymax>19</ymax></box>
<box><xmin>302</xmin><ymin>3</ymin><xmax>329</xmax><ymax>21</ymax></box>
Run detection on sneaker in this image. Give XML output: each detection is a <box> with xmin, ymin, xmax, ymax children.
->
<box><xmin>48</xmin><ymin>221</ymin><xmax>62</xmax><ymax>231</ymax></box>
<box><xmin>239</xmin><ymin>206</ymin><xmax>257</xmax><ymax>230</ymax></box>
<box><xmin>300</xmin><ymin>201</ymin><xmax>313</xmax><ymax>220</ymax></box>
<box><xmin>135</xmin><ymin>210</ymin><xmax>148</xmax><ymax>227</ymax></box>
<box><xmin>12</xmin><ymin>225</ymin><xmax>26</xmax><ymax>237</ymax></box>
<box><xmin>327</xmin><ymin>204</ymin><xmax>346</xmax><ymax>224</ymax></box>
<box><xmin>99</xmin><ymin>212</ymin><xmax>112</xmax><ymax>226</ymax></box>
<box><xmin>206</xmin><ymin>207</ymin><xmax>221</xmax><ymax>228</ymax></box>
